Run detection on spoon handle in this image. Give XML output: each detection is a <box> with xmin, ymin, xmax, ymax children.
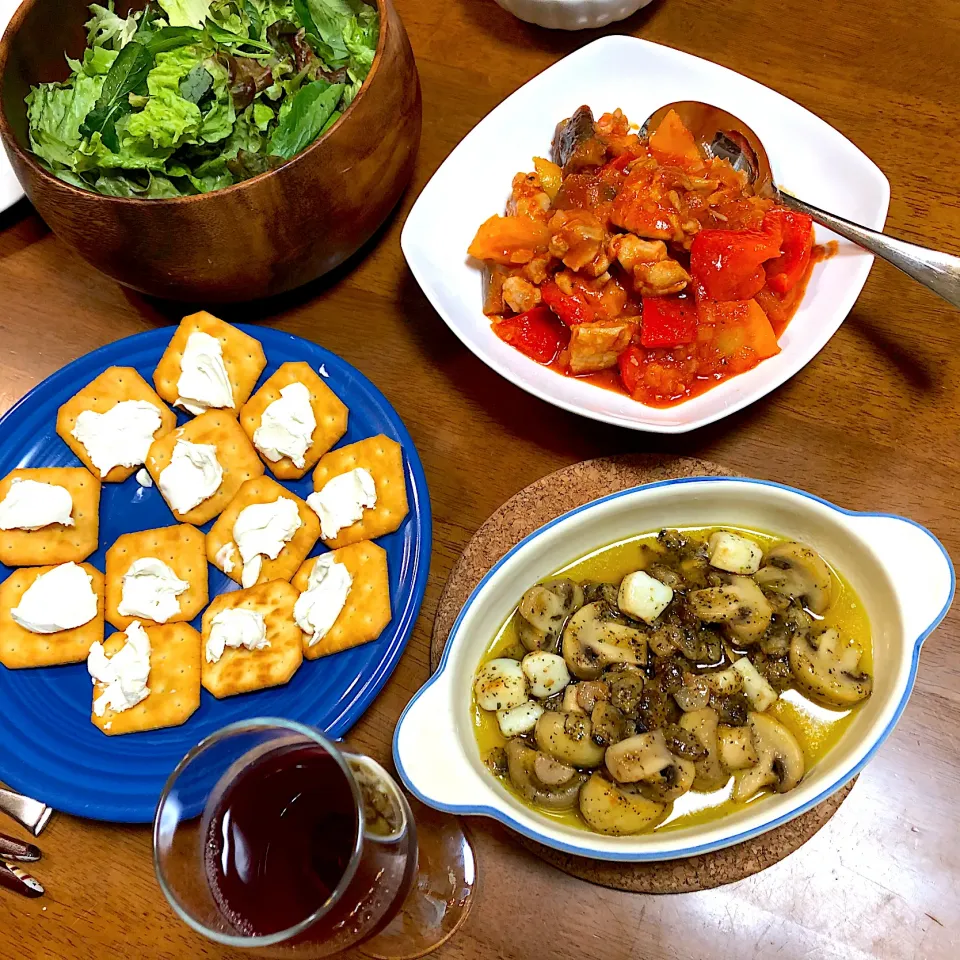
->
<box><xmin>778</xmin><ymin>192</ymin><xmax>960</xmax><ymax>309</ymax></box>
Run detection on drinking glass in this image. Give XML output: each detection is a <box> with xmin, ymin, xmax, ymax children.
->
<box><xmin>153</xmin><ymin>718</ymin><xmax>475</xmax><ymax>959</ymax></box>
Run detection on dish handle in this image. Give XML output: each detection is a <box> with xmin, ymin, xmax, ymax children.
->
<box><xmin>393</xmin><ymin>676</ymin><xmax>478</xmax><ymax>811</ymax></box>
<box><xmin>851</xmin><ymin>514</ymin><xmax>955</xmax><ymax>644</ymax></box>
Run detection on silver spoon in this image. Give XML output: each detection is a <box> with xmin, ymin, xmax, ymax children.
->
<box><xmin>641</xmin><ymin>101</ymin><xmax>960</xmax><ymax>309</ymax></box>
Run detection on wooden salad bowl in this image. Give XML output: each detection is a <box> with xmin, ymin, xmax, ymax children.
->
<box><xmin>0</xmin><ymin>0</ymin><xmax>421</xmax><ymax>302</ymax></box>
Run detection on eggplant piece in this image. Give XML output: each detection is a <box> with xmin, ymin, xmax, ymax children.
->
<box><xmin>482</xmin><ymin>263</ymin><xmax>509</xmax><ymax>316</ymax></box>
<box><xmin>552</xmin><ymin>105</ymin><xmax>596</xmax><ymax>168</ymax></box>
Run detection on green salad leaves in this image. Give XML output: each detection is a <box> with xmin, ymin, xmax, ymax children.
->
<box><xmin>25</xmin><ymin>0</ymin><xmax>380</xmax><ymax>197</ymax></box>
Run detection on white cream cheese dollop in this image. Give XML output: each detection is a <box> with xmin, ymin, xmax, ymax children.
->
<box><xmin>307</xmin><ymin>468</ymin><xmax>377</xmax><ymax>540</ymax></box>
<box><xmin>215</xmin><ymin>542</ymin><xmax>237</xmax><ymax>575</ymax></box>
<box><xmin>11</xmin><ymin>562</ymin><xmax>98</xmax><ymax>634</ymax></box>
<box><xmin>117</xmin><ymin>558</ymin><xmax>189</xmax><ymax>623</ymax></box>
<box><xmin>232</xmin><ymin>497</ymin><xmax>301</xmax><ymax>588</ymax></box>
<box><xmin>294</xmin><ymin>553</ymin><xmax>352</xmax><ymax>646</ymax></box>
<box><xmin>253</xmin><ymin>382</ymin><xmax>316</xmax><ymax>469</ymax></box>
<box><xmin>175</xmin><ymin>332</ymin><xmax>234</xmax><ymax>415</ymax></box>
<box><xmin>158</xmin><ymin>439</ymin><xmax>223</xmax><ymax>515</ymax></box>
<box><xmin>205</xmin><ymin>608</ymin><xmax>269</xmax><ymax>663</ymax></box>
<box><xmin>0</xmin><ymin>478</ymin><xmax>74</xmax><ymax>531</ymax></box>
<box><xmin>88</xmin><ymin>621</ymin><xmax>151</xmax><ymax>716</ymax></box>
<box><xmin>71</xmin><ymin>400</ymin><xmax>162</xmax><ymax>478</ymax></box>
<box><xmin>135</xmin><ymin>467</ymin><xmax>153</xmax><ymax>488</ymax></box>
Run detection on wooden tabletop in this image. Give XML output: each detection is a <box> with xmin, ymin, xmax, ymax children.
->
<box><xmin>1</xmin><ymin>0</ymin><xmax>958</xmax><ymax>957</ymax></box>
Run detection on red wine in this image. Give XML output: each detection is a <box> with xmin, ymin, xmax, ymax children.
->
<box><xmin>204</xmin><ymin>743</ymin><xmax>358</xmax><ymax>937</ymax></box>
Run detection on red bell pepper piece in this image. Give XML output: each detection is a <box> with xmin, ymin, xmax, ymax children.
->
<box><xmin>640</xmin><ymin>295</ymin><xmax>698</xmax><ymax>347</ymax></box>
<box><xmin>763</xmin><ymin>209</ymin><xmax>814</xmax><ymax>294</ymax></box>
<box><xmin>541</xmin><ymin>280</ymin><xmax>596</xmax><ymax>326</ymax></box>
<box><xmin>493</xmin><ymin>306</ymin><xmax>569</xmax><ymax>364</ymax></box>
<box><xmin>617</xmin><ymin>344</ymin><xmax>646</xmax><ymax>397</ymax></box>
<box><xmin>690</xmin><ymin>228</ymin><xmax>781</xmax><ymax>301</ymax></box>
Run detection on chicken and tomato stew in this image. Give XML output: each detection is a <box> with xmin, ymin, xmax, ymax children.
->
<box><xmin>468</xmin><ymin>107</ymin><xmax>825</xmax><ymax>407</ymax></box>
<box><xmin>472</xmin><ymin>527</ymin><xmax>872</xmax><ymax>836</ymax></box>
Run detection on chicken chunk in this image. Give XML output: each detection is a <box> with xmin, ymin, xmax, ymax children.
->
<box><xmin>502</xmin><ymin>276</ymin><xmax>543</xmax><ymax>314</ymax></box>
<box><xmin>548</xmin><ymin>210</ymin><xmax>605</xmax><ymax>272</ymax></box>
<box><xmin>633</xmin><ymin>260</ymin><xmax>691</xmax><ymax>297</ymax></box>
<box><xmin>608</xmin><ymin>235</ymin><xmax>668</xmax><ymax>272</ymax></box>
<box><xmin>568</xmin><ymin>320</ymin><xmax>634</xmax><ymax>374</ymax></box>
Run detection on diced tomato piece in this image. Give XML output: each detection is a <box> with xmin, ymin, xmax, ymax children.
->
<box><xmin>649</xmin><ymin>109</ymin><xmax>703</xmax><ymax>170</ymax></box>
<box><xmin>689</xmin><ymin>229</ymin><xmax>781</xmax><ymax>301</ymax></box>
<box><xmin>763</xmin><ymin>209</ymin><xmax>814</xmax><ymax>294</ymax></box>
<box><xmin>618</xmin><ymin>344</ymin><xmax>646</xmax><ymax>397</ymax></box>
<box><xmin>640</xmin><ymin>295</ymin><xmax>698</xmax><ymax>347</ymax></box>
<box><xmin>541</xmin><ymin>280</ymin><xmax>596</xmax><ymax>326</ymax></box>
<box><xmin>493</xmin><ymin>306</ymin><xmax>569</xmax><ymax>364</ymax></box>
<box><xmin>697</xmin><ymin>299</ymin><xmax>781</xmax><ymax>362</ymax></box>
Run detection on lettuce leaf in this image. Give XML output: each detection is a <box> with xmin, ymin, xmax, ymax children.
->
<box><xmin>93</xmin><ymin>171</ymin><xmax>186</xmax><ymax>196</ymax></box>
<box><xmin>197</xmin><ymin>56</ymin><xmax>235</xmax><ymax>143</ymax></box>
<box><xmin>268</xmin><ymin>79</ymin><xmax>341</xmax><ymax>158</ymax></box>
<box><xmin>85</xmin><ymin>2</ymin><xmax>140</xmax><ymax>50</ymax></box>
<box><xmin>157</xmin><ymin>0</ymin><xmax>212</xmax><ymax>28</ymax></box>
<box><xmin>123</xmin><ymin>46</ymin><xmax>205</xmax><ymax>148</ymax></box>
<box><xmin>343</xmin><ymin>5</ymin><xmax>377</xmax><ymax>81</ymax></box>
<box><xmin>26</xmin><ymin>74</ymin><xmax>105</xmax><ymax>169</ymax></box>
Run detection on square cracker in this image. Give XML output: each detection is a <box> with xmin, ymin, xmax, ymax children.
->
<box><xmin>56</xmin><ymin>367</ymin><xmax>176</xmax><ymax>483</ymax></box>
<box><xmin>311</xmin><ymin>435</ymin><xmax>409</xmax><ymax>549</ymax></box>
<box><xmin>153</xmin><ymin>312</ymin><xmax>266</xmax><ymax>416</ymax></box>
<box><xmin>292</xmin><ymin>541</ymin><xmax>391</xmax><ymax>660</ymax></box>
<box><xmin>206</xmin><ymin>477</ymin><xmax>320</xmax><ymax>587</ymax></box>
<box><xmin>0</xmin><ymin>563</ymin><xmax>104</xmax><ymax>668</ymax></box>
<box><xmin>145</xmin><ymin>410</ymin><xmax>264</xmax><ymax>526</ymax></box>
<box><xmin>0</xmin><ymin>467</ymin><xmax>100</xmax><ymax>567</ymax></box>
<box><xmin>91</xmin><ymin>622</ymin><xmax>202</xmax><ymax>736</ymax></box>
<box><xmin>201</xmin><ymin>580</ymin><xmax>302</xmax><ymax>698</ymax></box>
<box><xmin>240</xmin><ymin>362</ymin><xmax>349</xmax><ymax>480</ymax></box>
<box><xmin>105</xmin><ymin>524</ymin><xmax>209</xmax><ymax>630</ymax></box>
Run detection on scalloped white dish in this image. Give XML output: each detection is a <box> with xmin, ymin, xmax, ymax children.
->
<box><xmin>401</xmin><ymin>36</ymin><xmax>890</xmax><ymax>433</ymax></box>
<box><xmin>394</xmin><ymin>478</ymin><xmax>953</xmax><ymax>862</ymax></box>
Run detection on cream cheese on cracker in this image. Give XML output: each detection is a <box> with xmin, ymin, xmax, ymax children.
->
<box><xmin>294</xmin><ymin>553</ymin><xmax>352</xmax><ymax>646</ymax></box>
<box><xmin>12</xmin><ymin>562</ymin><xmax>97</xmax><ymax>634</ymax></box>
<box><xmin>253</xmin><ymin>382</ymin><xmax>316</xmax><ymax>469</ymax></box>
<box><xmin>71</xmin><ymin>400</ymin><xmax>162</xmax><ymax>478</ymax></box>
<box><xmin>205</xmin><ymin>608</ymin><xmax>269</xmax><ymax>663</ymax></box>
<box><xmin>88</xmin><ymin>620</ymin><xmax>151</xmax><ymax>716</ymax></box>
<box><xmin>175</xmin><ymin>332</ymin><xmax>234</xmax><ymax>416</ymax></box>
<box><xmin>0</xmin><ymin>478</ymin><xmax>74</xmax><ymax>531</ymax></box>
<box><xmin>232</xmin><ymin>497</ymin><xmax>301</xmax><ymax>588</ymax></box>
<box><xmin>118</xmin><ymin>558</ymin><xmax>189</xmax><ymax>623</ymax></box>
<box><xmin>215</xmin><ymin>542</ymin><xmax>237</xmax><ymax>574</ymax></box>
<box><xmin>307</xmin><ymin>468</ymin><xmax>377</xmax><ymax>540</ymax></box>
<box><xmin>158</xmin><ymin>439</ymin><xmax>223</xmax><ymax>514</ymax></box>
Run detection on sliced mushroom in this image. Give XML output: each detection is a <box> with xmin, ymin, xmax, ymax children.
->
<box><xmin>605</xmin><ymin>731</ymin><xmax>673</xmax><ymax>782</ymax></box>
<box><xmin>789</xmin><ymin>627</ymin><xmax>873</xmax><ymax>707</ymax></box>
<box><xmin>474</xmin><ymin>658</ymin><xmax>528</xmax><ymax>711</ymax></box>
<box><xmin>590</xmin><ymin>701</ymin><xmax>625</xmax><ymax>747</ymax></box>
<box><xmin>561</xmin><ymin>602</ymin><xmax>648</xmax><ymax>680</ymax></box>
<box><xmin>638</xmin><ymin>756</ymin><xmax>697</xmax><ymax>802</ymax></box>
<box><xmin>517</xmin><ymin>579</ymin><xmax>584</xmax><ymax>651</ymax></box>
<box><xmin>717</xmin><ymin>724</ymin><xmax>759</xmax><ymax>771</ymax></box>
<box><xmin>533</xmin><ymin>753</ymin><xmax>577</xmax><ymax>787</ymax></box>
<box><xmin>521</xmin><ymin>651</ymin><xmax>571</xmax><ymax>699</ymax></box>
<box><xmin>754</xmin><ymin>542</ymin><xmax>833</xmax><ymax>615</ymax></box>
<box><xmin>576</xmin><ymin>679</ymin><xmax>610</xmax><ymax>712</ymax></box>
<box><xmin>608</xmin><ymin>666</ymin><xmax>645</xmax><ymax>716</ymax></box>
<box><xmin>618</xmin><ymin>570</ymin><xmax>673</xmax><ymax>624</ymax></box>
<box><xmin>505</xmin><ymin>739</ymin><xmax>584</xmax><ymax>810</ymax></box>
<box><xmin>673</xmin><ymin>674</ymin><xmax>710</xmax><ymax>712</ymax></box>
<box><xmin>732</xmin><ymin>712</ymin><xmax>805</xmax><ymax>802</ymax></box>
<box><xmin>535</xmin><ymin>709</ymin><xmax>606</xmax><ymax>768</ymax></box>
<box><xmin>579</xmin><ymin>772</ymin><xmax>666</xmax><ymax>835</ymax></box>
<box><xmin>707</xmin><ymin>531</ymin><xmax>763</xmax><ymax>575</ymax></box>
<box><xmin>561</xmin><ymin>684</ymin><xmax>583</xmax><ymax>713</ymax></box>
<box><xmin>678</xmin><ymin>707</ymin><xmax>728</xmax><ymax>791</ymax></box>
<box><xmin>687</xmin><ymin>576</ymin><xmax>773</xmax><ymax>644</ymax></box>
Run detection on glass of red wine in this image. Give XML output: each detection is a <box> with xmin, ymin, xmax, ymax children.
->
<box><xmin>153</xmin><ymin>718</ymin><xmax>475</xmax><ymax>959</ymax></box>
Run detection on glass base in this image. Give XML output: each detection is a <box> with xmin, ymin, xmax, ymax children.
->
<box><xmin>359</xmin><ymin>799</ymin><xmax>476</xmax><ymax>960</ymax></box>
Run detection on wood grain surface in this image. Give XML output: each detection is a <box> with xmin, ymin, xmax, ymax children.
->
<box><xmin>1</xmin><ymin>0</ymin><xmax>958</xmax><ymax>958</ymax></box>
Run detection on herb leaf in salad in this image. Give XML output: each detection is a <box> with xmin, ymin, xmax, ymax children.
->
<box><xmin>25</xmin><ymin>0</ymin><xmax>380</xmax><ymax>197</ymax></box>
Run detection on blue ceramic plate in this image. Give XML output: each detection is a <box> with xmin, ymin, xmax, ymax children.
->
<box><xmin>0</xmin><ymin>326</ymin><xmax>431</xmax><ymax>823</ymax></box>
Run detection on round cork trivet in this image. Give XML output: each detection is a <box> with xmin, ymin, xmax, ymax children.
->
<box><xmin>432</xmin><ymin>454</ymin><xmax>855</xmax><ymax>894</ymax></box>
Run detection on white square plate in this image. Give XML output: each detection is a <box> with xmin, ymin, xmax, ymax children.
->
<box><xmin>401</xmin><ymin>35</ymin><xmax>890</xmax><ymax>433</ymax></box>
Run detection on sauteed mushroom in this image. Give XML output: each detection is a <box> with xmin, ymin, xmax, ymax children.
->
<box><xmin>579</xmin><ymin>773</ymin><xmax>666</xmax><ymax>835</ymax></box>
<box><xmin>561</xmin><ymin>602</ymin><xmax>647</xmax><ymax>680</ymax></box>
<box><xmin>517</xmin><ymin>579</ymin><xmax>584</xmax><ymax>651</ymax></box>
<box><xmin>732</xmin><ymin>713</ymin><xmax>805</xmax><ymax>802</ymax></box>
<box><xmin>535</xmin><ymin>709</ymin><xmax>606</xmax><ymax>768</ymax></box>
<box><xmin>687</xmin><ymin>576</ymin><xmax>773</xmax><ymax>644</ymax></box>
<box><xmin>754</xmin><ymin>542</ymin><xmax>832</xmax><ymax>614</ymax></box>
<box><xmin>678</xmin><ymin>707</ymin><xmax>727</xmax><ymax>791</ymax></box>
<box><xmin>789</xmin><ymin>628</ymin><xmax>873</xmax><ymax>706</ymax></box>
<box><xmin>505</xmin><ymin>740</ymin><xmax>584</xmax><ymax>810</ymax></box>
